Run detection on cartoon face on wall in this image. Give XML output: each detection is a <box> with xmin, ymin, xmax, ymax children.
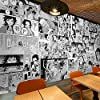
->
<box><xmin>10</xmin><ymin>0</ymin><xmax>17</xmax><ymax>6</ymax></box>
<box><xmin>0</xmin><ymin>0</ymin><xmax>9</xmax><ymax>5</ymax></box>
<box><xmin>58</xmin><ymin>14</ymin><xmax>71</xmax><ymax>36</ymax></box>
<box><xmin>13</xmin><ymin>24</ymin><xmax>21</xmax><ymax>34</ymax></box>
<box><xmin>0</xmin><ymin>14</ymin><xmax>5</xmax><ymax>28</ymax></box>
<box><xmin>42</xmin><ymin>58</ymin><xmax>68</xmax><ymax>82</ymax></box>
<box><xmin>3</xmin><ymin>15</ymin><xmax>17</xmax><ymax>34</ymax></box>
<box><xmin>6</xmin><ymin>18</ymin><xmax>15</xmax><ymax>26</ymax></box>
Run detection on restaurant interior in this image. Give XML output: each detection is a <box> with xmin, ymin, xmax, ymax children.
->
<box><xmin>0</xmin><ymin>0</ymin><xmax>100</xmax><ymax>100</ymax></box>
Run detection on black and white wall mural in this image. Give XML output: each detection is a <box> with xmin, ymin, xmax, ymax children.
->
<box><xmin>41</xmin><ymin>58</ymin><xmax>68</xmax><ymax>83</ymax></box>
<box><xmin>0</xmin><ymin>0</ymin><xmax>100</xmax><ymax>94</ymax></box>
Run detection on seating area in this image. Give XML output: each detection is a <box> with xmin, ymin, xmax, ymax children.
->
<box><xmin>1</xmin><ymin>73</ymin><xmax>100</xmax><ymax>100</ymax></box>
<box><xmin>0</xmin><ymin>66</ymin><xmax>100</xmax><ymax>100</ymax></box>
<box><xmin>1</xmin><ymin>67</ymin><xmax>98</xmax><ymax>100</ymax></box>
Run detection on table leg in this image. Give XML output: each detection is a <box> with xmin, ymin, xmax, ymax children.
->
<box><xmin>93</xmin><ymin>91</ymin><xmax>99</xmax><ymax>100</ymax></box>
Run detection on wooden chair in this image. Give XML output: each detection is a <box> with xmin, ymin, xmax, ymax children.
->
<box><xmin>69</xmin><ymin>71</ymin><xmax>88</xmax><ymax>100</ymax></box>
<box><xmin>92</xmin><ymin>66</ymin><xmax>100</xmax><ymax>74</ymax></box>
<box><xmin>16</xmin><ymin>78</ymin><xmax>46</xmax><ymax>95</ymax></box>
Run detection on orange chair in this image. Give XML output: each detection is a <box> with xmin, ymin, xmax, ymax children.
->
<box><xmin>69</xmin><ymin>71</ymin><xmax>88</xmax><ymax>100</ymax></box>
<box><xmin>92</xmin><ymin>66</ymin><xmax>100</xmax><ymax>74</ymax></box>
<box><xmin>16</xmin><ymin>79</ymin><xmax>46</xmax><ymax>95</ymax></box>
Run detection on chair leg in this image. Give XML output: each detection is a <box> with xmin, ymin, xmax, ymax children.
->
<box><xmin>70</xmin><ymin>85</ymin><xmax>73</xmax><ymax>92</ymax></box>
<box><xmin>80</xmin><ymin>90</ymin><xmax>83</xmax><ymax>100</ymax></box>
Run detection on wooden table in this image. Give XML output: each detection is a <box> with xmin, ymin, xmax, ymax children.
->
<box><xmin>96</xmin><ymin>72</ymin><xmax>100</xmax><ymax>76</ymax></box>
<box><xmin>14</xmin><ymin>91</ymin><xmax>42</xmax><ymax>100</ymax></box>
<box><xmin>39</xmin><ymin>86</ymin><xmax>72</xmax><ymax>100</ymax></box>
<box><xmin>97</xmin><ymin>72</ymin><xmax>100</xmax><ymax>74</ymax></box>
<box><xmin>15</xmin><ymin>86</ymin><xmax>72</xmax><ymax>100</ymax></box>
<box><xmin>73</xmin><ymin>74</ymin><xmax>100</xmax><ymax>100</ymax></box>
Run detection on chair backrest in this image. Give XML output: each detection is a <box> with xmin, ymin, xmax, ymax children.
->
<box><xmin>69</xmin><ymin>71</ymin><xmax>84</xmax><ymax>86</ymax></box>
<box><xmin>69</xmin><ymin>71</ymin><xmax>84</xmax><ymax>79</ymax></box>
<box><xmin>92</xmin><ymin>66</ymin><xmax>100</xmax><ymax>73</ymax></box>
<box><xmin>16</xmin><ymin>79</ymin><xmax>46</xmax><ymax>95</ymax></box>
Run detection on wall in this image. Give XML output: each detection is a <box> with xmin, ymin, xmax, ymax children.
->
<box><xmin>0</xmin><ymin>0</ymin><xmax>100</xmax><ymax>94</ymax></box>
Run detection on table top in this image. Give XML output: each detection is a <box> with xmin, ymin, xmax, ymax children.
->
<box><xmin>14</xmin><ymin>91</ymin><xmax>42</xmax><ymax>100</ymax></box>
<box><xmin>39</xmin><ymin>86</ymin><xmax>72</xmax><ymax>100</ymax></box>
<box><xmin>97</xmin><ymin>71</ymin><xmax>100</xmax><ymax>74</ymax></box>
<box><xmin>73</xmin><ymin>74</ymin><xmax>100</xmax><ymax>92</ymax></box>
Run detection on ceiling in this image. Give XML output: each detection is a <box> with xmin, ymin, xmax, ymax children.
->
<box><xmin>61</xmin><ymin>0</ymin><xmax>100</xmax><ymax>24</ymax></box>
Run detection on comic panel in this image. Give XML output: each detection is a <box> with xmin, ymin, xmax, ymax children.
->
<box><xmin>23</xmin><ymin>70</ymin><xmax>41</xmax><ymax>80</ymax></box>
<box><xmin>0</xmin><ymin>0</ymin><xmax>40</xmax><ymax>20</ymax></box>
<box><xmin>8</xmin><ymin>71</ymin><xmax>24</xmax><ymax>92</ymax></box>
<box><xmin>67</xmin><ymin>58</ymin><xmax>79</xmax><ymax>72</ymax></box>
<box><xmin>0</xmin><ymin>14</ymin><xmax>21</xmax><ymax>35</ymax></box>
<box><xmin>39</xmin><ymin>35</ymin><xmax>71</xmax><ymax>59</ymax></box>
<box><xmin>23</xmin><ymin>71</ymin><xmax>32</xmax><ymax>80</ymax></box>
<box><xmin>0</xmin><ymin>35</ymin><xmax>25</xmax><ymax>73</ymax></box>
<box><xmin>83</xmin><ymin>20</ymin><xmax>90</xmax><ymax>37</ymax></box>
<box><xmin>25</xmin><ymin>36</ymin><xmax>39</xmax><ymax>55</ymax></box>
<box><xmin>0</xmin><ymin>34</ymin><xmax>39</xmax><ymax>54</ymax></box>
<box><xmin>23</xmin><ymin>54</ymin><xmax>41</xmax><ymax>80</ymax></box>
<box><xmin>89</xmin><ymin>22</ymin><xmax>98</xmax><ymax>33</ymax></box>
<box><xmin>49</xmin><ymin>35</ymin><xmax>71</xmax><ymax>58</ymax></box>
<box><xmin>41</xmin><ymin>58</ymin><xmax>68</xmax><ymax>83</ymax></box>
<box><xmin>94</xmin><ymin>35</ymin><xmax>100</xmax><ymax>51</ymax></box>
<box><xmin>22</xmin><ymin>54</ymin><xmax>41</xmax><ymax>80</ymax></box>
<box><xmin>21</xmin><ymin>19</ymin><xmax>39</xmax><ymax>37</ymax></box>
<box><xmin>4</xmin><ymin>34</ymin><xmax>18</xmax><ymax>49</ymax></box>
<box><xmin>31</xmin><ymin>20</ymin><xmax>39</xmax><ymax>36</ymax></box>
<box><xmin>30</xmin><ymin>53</ymin><xmax>41</xmax><ymax>79</ymax></box>
<box><xmin>0</xmin><ymin>73</ymin><xmax>9</xmax><ymax>94</ymax></box>
<box><xmin>0</xmin><ymin>14</ymin><xmax>39</xmax><ymax>36</ymax></box>
<box><xmin>71</xmin><ymin>15</ymin><xmax>84</xmax><ymax>43</ymax></box>
<box><xmin>58</xmin><ymin>14</ymin><xmax>71</xmax><ymax>36</ymax></box>
<box><xmin>0</xmin><ymin>34</ymin><xmax>4</xmax><ymax>49</ymax></box>
<box><xmin>0</xmin><ymin>55</ymin><xmax>23</xmax><ymax>73</ymax></box>
<box><xmin>39</xmin><ymin>18</ymin><xmax>58</xmax><ymax>41</ymax></box>
<box><xmin>39</xmin><ymin>41</ymin><xmax>50</xmax><ymax>59</ymax></box>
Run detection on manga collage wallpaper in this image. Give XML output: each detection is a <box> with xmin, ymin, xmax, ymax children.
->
<box><xmin>0</xmin><ymin>0</ymin><xmax>100</xmax><ymax>94</ymax></box>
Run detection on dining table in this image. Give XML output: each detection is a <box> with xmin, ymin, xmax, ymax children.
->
<box><xmin>14</xmin><ymin>85</ymin><xmax>72</xmax><ymax>100</ymax></box>
<box><xmin>39</xmin><ymin>86</ymin><xmax>72</xmax><ymax>100</ymax></box>
<box><xmin>14</xmin><ymin>91</ymin><xmax>42</xmax><ymax>100</ymax></box>
<box><xmin>73</xmin><ymin>74</ymin><xmax>100</xmax><ymax>100</ymax></box>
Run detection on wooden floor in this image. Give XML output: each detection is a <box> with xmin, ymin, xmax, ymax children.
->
<box><xmin>47</xmin><ymin>79</ymin><xmax>100</xmax><ymax>100</ymax></box>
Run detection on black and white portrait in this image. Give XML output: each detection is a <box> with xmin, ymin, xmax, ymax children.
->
<box><xmin>41</xmin><ymin>58</ymin><xmax>68</xmax><ymax>82</ymax></box>
<box><xmin>31</xmin><ymin>54</ymin><xmax>40</xmax><ymax>78</ymax></box>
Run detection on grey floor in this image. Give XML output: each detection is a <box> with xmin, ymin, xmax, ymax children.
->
<box><xmin>0</xmin><ymin>79</ymin><xmax>100</xmax><ymax>100</ymax></box>
<box><xmin>0</xmin><ymin>92</ymin><xmax>16</xmax><ymax>100</ymax></box>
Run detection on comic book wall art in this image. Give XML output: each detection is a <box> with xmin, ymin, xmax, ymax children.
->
<box><xmin>0</xmin><ymin>0</ymin><xmax>40</xmax><ymax>94</ymax></box>
<box><xmin>0</xmin><ymin>73</ymin><xmax>8</xmax><ymax>94</ymax></box>
<box><xmin>9</xmin><ymin>71</ymin><xmax>23</xmax><ymax>92</ymax></box>
<box><xmin>0</xmin><ymin>0</ymin><xmax>100</xmax><ymax>94</ymax></box>
<box><xmin>41</xmin><ymin>58</ymin><xmax>68</xmax><ymax>83</ymax></box>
